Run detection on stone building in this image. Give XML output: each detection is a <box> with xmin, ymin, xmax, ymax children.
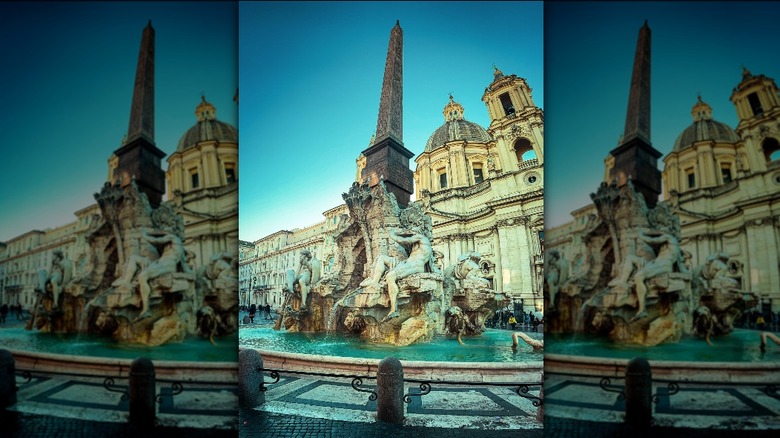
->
<box><xmin>660</xmin><ymin>68</ymin><xmax>780</xmax><ymax>312</ymax></box>
<box><xmin>413</xmin><ymin>67</ymin><xmax>544</xmax><ymax>313</ymax></box>
<box><xmin>239</xmin><ymin>206</ymin><xmax>349</xmax><ymax>309</ymax></box>
<box><xmin>166</xmin><ymin>96</ymin><xmax>239</xmax><ymax>266</ymax></box>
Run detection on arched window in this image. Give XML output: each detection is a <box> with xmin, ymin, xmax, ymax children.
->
<box><xmin>763</xmin><ymin>138</ymin><xmax>780</xmax><ymax>162</ymax></box>
<box><xmin>514</xmin><ymin>138</ymin><xmax>535</xmax><ymax>163</ymax></box>
<box><xmin>748</xmin><ymin>92</ymin><xmax>764</xmax><ymax>116</ymax></box>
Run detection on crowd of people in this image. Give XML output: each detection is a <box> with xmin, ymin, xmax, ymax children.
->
<box><xmin>487</xmin><ymin>309</ymin><xmax>543</xmax><ymax>332</ymax></box>
<box><xmin>734</xmin><ymin>309</ymin><xmax>780</xmax><ymax>332</ymax></box>
<box><xmin>239</xmin><ymin>303</ymin><xmax>273</xmax><ymax>324</ymax></box>
<box><xmin>0</xmin><ymin>303</ymin><xmax>26</xmax><ymax>325</ymax></box>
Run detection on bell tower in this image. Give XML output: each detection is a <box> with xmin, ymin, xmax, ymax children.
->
<box><xmin>730</xmin><ymin>68</ymin><xmax>780</xmax><ymax>170</ymax></box>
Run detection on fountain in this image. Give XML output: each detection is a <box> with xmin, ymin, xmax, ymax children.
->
<box><xmin>239</xmin><ymin>21</ymin><xmax>542</xmax><ymax>387</ymax></box>
<box><xmin>24</xmin><ymin>181</ymin><xmax>238</xmax><ymax>348</ymax></box>
<box><xmin>544</xmin><ymin>21</ymin><xmax>772</xmax><ymax>385</ymax></box>
<box><xmin>547</xmin><ymin>181</ymin><xmax>757</xmax><ymax>347</ymax></box>
<box><xmin>272</xmin><ymin>180</ymin><xmax>509</xmax><ymax>347</ymax></box>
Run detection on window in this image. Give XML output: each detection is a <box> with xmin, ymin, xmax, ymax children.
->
<box><xmin>473</xmin><ymin>164</ymin><xmax>484</xmax><ymax>184</ymax></box>
<box><xmin>686</xmin><ymin>168</ymin><xmax>696</xmax><ymax>189</ymax></box>
<box><xmin>225</xmin><ymin>166</ymin><xmax>236</xmax><ymax>184</ymax></box>
<box><xmin>763</xmin><ymin>138</ymin><xmax>780</xmax><ymax>162</ymax></box>
<box><xmin>438</xmin><ymin>170</ymin><xmax>448</xmax><ymax>189</ymax></box>
<box><xmin>721</xmin><ymin>164</ymin><xmax>732</xmax><ymax>184</ymax></box>
<box><xmin>748</xmin><ymin>92</ymin><xmax>763</xmax><ymax>116</ymax></box>
<box><xmin>514</xmin><ymin>138</ymin><xmax>534</xmax><ymax>164</ymax></box>
<box><xmin>190</xmin><ymin>170</ymin><xmax>200</xmax><ymax>189</ymax></box>
<box><xmin>499</xmin><ymin>92</ymin><xmax>515</xmax><ymax>116</ymax></box>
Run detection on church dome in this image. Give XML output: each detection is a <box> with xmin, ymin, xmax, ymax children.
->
<box><xmin>673</xmin><ymin>96</ymin><xmax>739</xmax><ymax>152</ymax></box>
<box><xmin>424</xmin><ymin>95</ymin><xmax>492</xmax><ymax>152</ymax></box>
<box><xmin>177</xmin><ymin>96</ymin><xmax>238</xmax><ymax>151</ymax></box>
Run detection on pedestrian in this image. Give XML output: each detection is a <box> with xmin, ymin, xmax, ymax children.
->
<box><xmin>0</xmin><ymin>304</ymin><xmax>7</xmax><ymax>324</ymax></box>
<box><xmin>508</xmin><ymin>313</ymin><xmax>517</xmax><ymax>331</ymax></box>
<box><xmin>249</xmin><ymin>304</ymin><xmax>256</xmax><ymax>324</ymax></box>
<box><xmin>265</xmin><ymin>304</ymin><xmax>271</xmax><ymax>320</ymax></box>
<box><xmin>757</xmin><ymin>314</ymin><xmax>766</xmax><ymax>331</ymax></box>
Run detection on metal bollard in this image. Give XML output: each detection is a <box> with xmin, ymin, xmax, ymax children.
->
<box><xmin>377</xmin><ymin>356</ymin><xmax>404</xmax><ymax>424</ymax></box>
<box><xmin>129</xmin><ymin>357</ymin><xmax>156</xmax><ymax>429</ymax></box>
<box><xmin>239</xmin><ymin>349</ymin><xmax>264</xmax><ymax>407</ymax></box>
<box><xmin>625</xmin><ymin>356</ymin><xmax>652</xmax><ymax>427</ymax></box>
<box><xmin>0</xmin><ymin>349</ymin><xmax>17</xmax><ymax>409</ymax></box>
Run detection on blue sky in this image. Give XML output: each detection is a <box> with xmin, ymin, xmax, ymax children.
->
<box><xmin>238</xmin><ymin>1</ymin><xmax>543</xmax><ymax>241</ymax></box>
<box><xmin>0</xmin><ymin>2</ymin><xmax>237</xmax><ymax>242</ymax></box>
<box><xmin>545</xmin><ymin>1</ymin><xmax>780</xmax><ymax>228</ymax></box>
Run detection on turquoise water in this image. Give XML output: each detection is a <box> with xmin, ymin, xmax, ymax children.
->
<box><xmin>546</xmin><ymin>329</ymin><xmax>779</xmax><ymax>363</ymax></box>
<box><xmin>239</xmin><ymin>327</ymin><xmax>542</xmax><ymax>362</ymax></box>
<box><xmin>0</xmin><ymin>328</ymin><xmax>238</xmax><ymax>362</ymax></box>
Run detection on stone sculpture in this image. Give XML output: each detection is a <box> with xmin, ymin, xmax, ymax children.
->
<box><xmin>272</xmin><ymin>180</ymin><xmax>505</xmax><ymax>347</ymax></box>
<box><xmin>287</xmin><ymin>249</ymin><xmax>321</xmax><ymax>312</ymax></box>
<box><xmin>512</xmin><ymin>332</ymin><xmax>543</xmax><ymax>351</ymax></box>
<box><xmin>547</xmin><ymin>180</ymin><xmax>757</xmax><ymax>346</ymax></box>
<box><xmin>25</xmin><ymin>181</ymin><xmax>238</xmax><ymax>346</ymax></box>
<box><xmin>545</xmin><ymin>249</ymin><xmax>568</xmax><ymax>310</ymax></box>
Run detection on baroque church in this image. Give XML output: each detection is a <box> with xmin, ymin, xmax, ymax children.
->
<box><xmin>546</xmin><ymin>24</ymin><xmax>780</xmax><ymax>316</ymax></box>
<box><xmin>0</xmin><ymin>22</ymin><xmax>238</xmax><ymax>310</ymax></box>
<box><xmin>239</xmin><ymin>22</ymin><xmax>544</xmax><ymax>315</ymax></box>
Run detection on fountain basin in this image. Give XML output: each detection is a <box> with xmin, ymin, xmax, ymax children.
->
<box><xmin>0</xmin><ymin>328</ymin><xmax>238</xmax><ymax>382</ymax></box>
<box><xmin>545</xmin><ymin>329</ymin><xmax>780</xmax><ymax>383</ymax></box>
<box><xmin>240</xmin><ymin>327</ymin><xmax>543</xmax><ymax>383</ymax></box>
<box><xmin>10</xmin><ymin>349</ymin><xmax>237</xmax><ymax>383</ymax></box>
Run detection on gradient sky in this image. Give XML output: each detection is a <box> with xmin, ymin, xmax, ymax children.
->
<box><xmin>0</xmin><ymin>2</ymin><xmax>237</xmax><ymax>242</ymax></box>
<box><xmin>545</xmin><ymin>1</ymin><xmax>780</xmax><ymax>228</ymax></box>
<box><xmin>238</xmin><ymin>1</ymin><xmax>543</xmax><ymax>241</ymax></box>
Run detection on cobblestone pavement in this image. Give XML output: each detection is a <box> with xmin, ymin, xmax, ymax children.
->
<box><xmin>240</xmin><ymin>409</ymin><xmax>544</xmax><ymax>438</ymax></box>
<box><xmin>544</xmin><ymin>417</ymin><xmax>780</xmax><ymax>437</ymax></box>
<box><xmin>4</xmin><ymin>368</ymin><xmax>238</xmax><ymax>437</ymax></box>
<box><xmin>0</xmin><ymin>410</ymin><xmax>236</xmax><ymax>438</ymax></box>
<box><xmin>545</xmin><ymin>373</ymin><xmax>780</xmax><ymax>436</ymax></box>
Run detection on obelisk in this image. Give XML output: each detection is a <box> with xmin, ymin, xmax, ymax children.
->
<box><xmin>360</xmin><ymin>21</ymin><xmax>415</xmax><ymax>207</ymax></box>
<box><xmin>113</xmin><ymin>20</ymin><xmax>167</xmax><ymax>207</ymax></box>
<box><xmin>608</xmin><ymin>20</ymin><xmax>662</xmax><ymax>206</ymax></box>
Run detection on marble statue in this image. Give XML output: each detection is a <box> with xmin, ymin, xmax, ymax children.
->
<box><xmin>287</xmin><ymin>249</ymin><xmax>321</xmax><ymax>312</ymax></box>
<box><xmin>608</xmin><ymin>230</ymin><xmax>683</xmax><ymax>320</ymax></box>
<box><xmin>445</xmin><ymin>306</ymin><xmax>475</xmax><ymax>345</ymax></box>
<box><xmin>381</xmin><ymin>227</ymin><xmax>433</xmax><ymax>321</ymax></box>
<box><xmin>45</xmin><ymin>250</ymin><xmax>73</xmax><ymax>310</ymax></box>
<box><xmin>697</xmin><ymin>252</ymin><xmax>739</xmax><ymax>293</ymax></box>
<box><xmin>449</xmin><ymin>251</ymin><xmax>491</xmax><ymax>289</ymax></box>
<box><xmin>760</xmin><ymin>331</ymin><xmax>780</xmax><ymax>353</ymax></box>
<box><xmin>512</xmin><ymin>331</ymin><xmax>543</xmax><ymax>351</ymax></box>
<box><xmin>135</xmin><ymin>229</ymin><xmax>189</xmax><ymax>320</ymax></box>
<box><xmin>545</xmin><ymin>249</ymin><xmax>569</xmax><ymax>310</ymax></box>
